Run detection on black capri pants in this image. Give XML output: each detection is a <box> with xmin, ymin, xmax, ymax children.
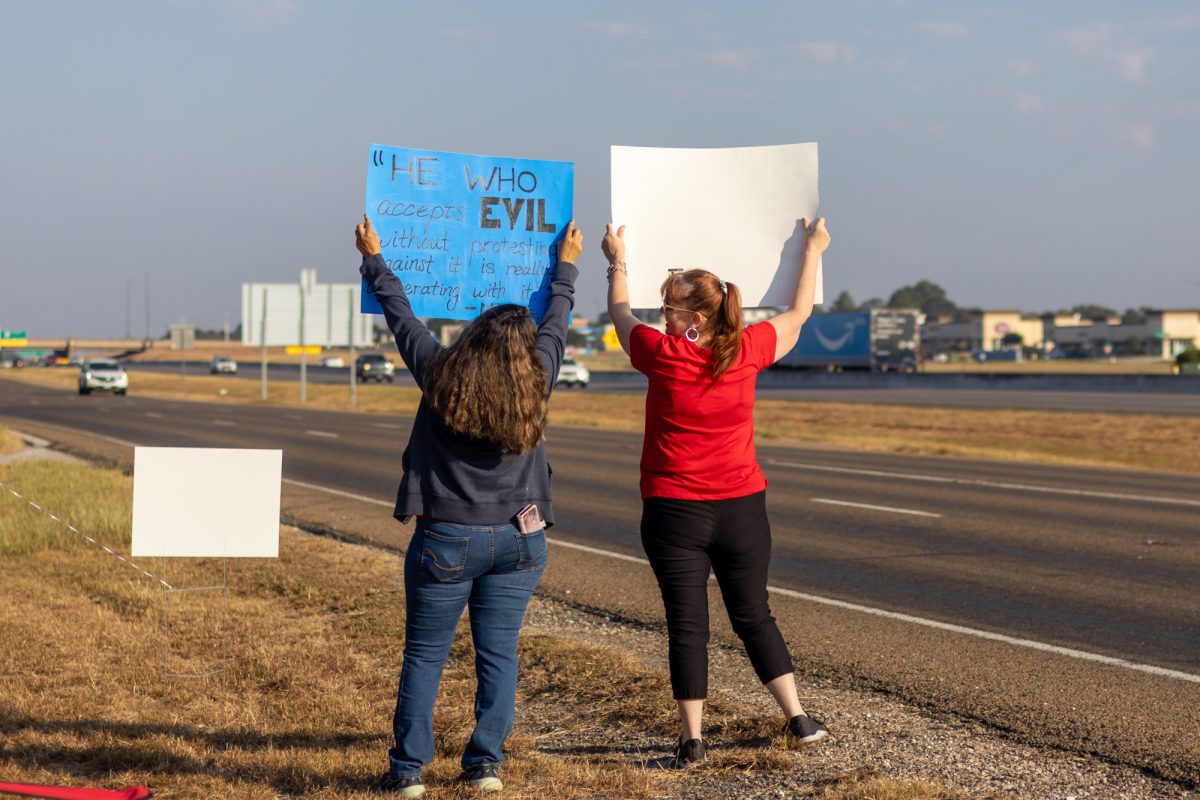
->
<box><xmin>640</xmin><ymin>490</ymin><xmax>794</xmax><ymax>700</ymax></box>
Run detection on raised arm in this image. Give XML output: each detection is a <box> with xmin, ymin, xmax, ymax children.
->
<box><xmin>355</xmin><ymin>215</ymin><xmax>440</xmax><ymax>385</ymax></box>
<box><xmin>602</xmin><ymin>224</ymin><xmax>640</xmax><ymax>355</ymax></box>
<box><xmin>534</xmin><ymin>221</ymin><xmax>582</xmax><ymax>392</ymax></box>
<box><xmin>767</xmin><ymin>217</ymin><xmax>831</xmax><ymax>363</ymax></box>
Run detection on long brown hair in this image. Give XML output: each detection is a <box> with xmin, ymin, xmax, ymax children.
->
<box><xmin>422</xmin><ymin>304</ymin><xmax>547</xmax><ymax>453</ymax></box>
<box><xmin>660</xmin><ymin>269</ymin><xmax>744</xmax><ymax>379</ymax></box>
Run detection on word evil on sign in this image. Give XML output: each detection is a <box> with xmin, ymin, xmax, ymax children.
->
<box><xmin>363</xmin><ymin>145</ymin><xmax>573</xmax><ymax>321</ymax></box>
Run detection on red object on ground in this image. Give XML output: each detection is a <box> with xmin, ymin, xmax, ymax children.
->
<box><xmin>0</xmin><ymin>783</ymin><xmax>152</xmax><ymax>800</ymax></box>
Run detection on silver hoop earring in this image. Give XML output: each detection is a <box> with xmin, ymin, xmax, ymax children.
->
<box><xmin>685</xmin><ymin>326</ymin><xmax>700</xmax><ymax>343</ymax></box>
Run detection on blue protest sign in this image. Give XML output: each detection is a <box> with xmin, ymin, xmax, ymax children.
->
<box><xmin>362</xmin><ymin>144</ymin><xmax>574</xmax><ymax>321</ymax></box>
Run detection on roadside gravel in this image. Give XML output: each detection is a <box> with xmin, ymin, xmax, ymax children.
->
<box><xmin>522</xmin><ymin>595</ymin><xmax>1197</xmax><ymax>800</ymax></box>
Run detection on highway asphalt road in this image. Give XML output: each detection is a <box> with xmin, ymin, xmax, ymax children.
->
<box><xmin>2</xmin><ymin>375</ymin><xmax>1197</xmax><ymax>787</ymax></box>
<box><xmin>124</xmin><ymin>361</ymin><xmax>1200</xmax><ymax>415</ymax></box>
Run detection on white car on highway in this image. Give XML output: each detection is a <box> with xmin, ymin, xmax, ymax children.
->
<box><xmin>210</xmin><ymin>356</ymin><xmax>238</xmax><ymax>374</ymax></box>
<box><xmin>555</xmin><ymin>357</ymin><xmax>590</xmax><ymax>388</ymax></box>
<box><xmin>79</xmin><ymin>359</ymin><xmax>128</xmax><ymax>395</ymax></box>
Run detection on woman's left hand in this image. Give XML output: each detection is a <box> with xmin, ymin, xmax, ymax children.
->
<box><xmin>356</xmin><ymin>215</ymin><xmax>381</xmax><ymax>257</ymax></box>
<box><xmin>558</xmin><ymin>220</ymin><xmax>583</xmax><ymax>264</ymax></box>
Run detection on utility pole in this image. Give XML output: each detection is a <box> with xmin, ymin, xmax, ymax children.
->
<box><xmin>260</xmin><ymin>288</ymin><xmax>268</xmax><ymax>401</ymax></box>
<box><xmin>348</xmin><ymin>287</ymin><xmax>357</xmax><ymax>408</ymax></box>
<box><xmin>144</xmin><ymin>273</ymin><xmax>151</xmax><ymax>345</ymax></box>
<box><xmin>299</xmin><ymin>269</ymin><xmax>316</xmax><ymax>404</ymax></box>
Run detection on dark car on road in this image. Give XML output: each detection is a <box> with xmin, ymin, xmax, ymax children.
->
<box><xmin>356</xmin><ymin>353</ymin><xmax>395</xmax><ymax>383</ymax></box>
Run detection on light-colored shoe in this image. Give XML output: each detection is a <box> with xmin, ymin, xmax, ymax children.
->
<box><xmin>460</xmin><ymin>763</ymin><xmax>503</xmax><ymax>792</ymax></box>
<box><xmin>375</xmin><ymin>771</ymin><xmax>426</xmax><ymax>797</ymax></box>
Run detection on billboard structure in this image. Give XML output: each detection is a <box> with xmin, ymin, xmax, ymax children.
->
<box><xmin>242</xmin><ymin>274</ymin><xmax>374</xmax><ymax>347</ymax></box>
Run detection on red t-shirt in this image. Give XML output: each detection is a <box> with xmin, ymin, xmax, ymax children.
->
<box><xmin>630</xmin><ymin>322</ymin><xmax>777</xmax><ymax>500</ymax></box>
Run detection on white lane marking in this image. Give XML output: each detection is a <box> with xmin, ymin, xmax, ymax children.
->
<box><xmin>372</xmin><ymin>423</ymin><xmax>404</xmax><ymax>430</ymax></box>
<box><xmin>213</xmin><ymin>420</ymin><xmax>236</xmax><ymax>427</ymax></box>
<box><xmin>812</xmin><ymin>498</ymin><xmax>942</xmax><ymax>518</ymax></box>
<box><xmin>769</xmin><ymin>459</ymin><xmax>1200</xmax><ymax>509</ymax></box>
<box><xmin>118</xmin><ymin>474</ymin><xmax>1200</xmax><ymax>684</ymax></box>
<box><xmin>764</xmin><ymin>584</ymin><xmax>1200</xmax><ymax>684</ymax></box>
<box><xmin>306</xmin><ymin>430</ymin><xmax>338</xmax><ymax>439</ymax></box>
<box><xmin>281</xmin><ymin>478</ymin><xmax>392</xmax><ymax>507</ymax></box>
<box><xmin>545</xmin><ymin>537</ymin><xmax>1200</xmax><ymax>684</ymax></box>
<box><xmin>145</xmin><ymin>412</ymin><xmax>163</xmax><ymax>419</ymax></box>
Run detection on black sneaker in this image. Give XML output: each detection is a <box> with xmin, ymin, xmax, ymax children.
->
<box><xmin>670</xmin><ymin>737</ymin><xmax>706</xmax><ymax>768</ymax></box>
<box><xmin>783</xmin><ymin>713</ymin><xmax>829</xmax><ymax>748</ymax></box>
<box><xmin>374</xmin><ymin>771</ymin><xmax>426</xmax><ymax>797</ymax></box>
<box><xmin>460</xmin><ymin>762</ymin><xmax>503</xmax><ymax>792</ymax></box>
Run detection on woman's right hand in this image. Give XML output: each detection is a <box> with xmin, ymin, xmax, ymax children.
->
<box><xmin>602</xmin><ymin>223</ymin><xmax>626</xmax><ymax>264</ymax></box>
<box><xmin>356</xmin><ymin>215</ymin><xmax>382</xmax><ymax>257</ymax></box>
<box><xmin>557</xmin><ymin>220</ymin><xmax>583</xmax><ymax>264</ymax></box>
<box><xmin>802</xmin><ymin>217</ymin><xmax>830</xmax><ymax>256</ymax></box>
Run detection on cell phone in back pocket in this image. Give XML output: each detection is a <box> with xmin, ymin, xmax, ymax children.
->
<box><xmin>516</xmin><ymin>504</ymin><xmax>546</xmax><ymax>533</ymax></box>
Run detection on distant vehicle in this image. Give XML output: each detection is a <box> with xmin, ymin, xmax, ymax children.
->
<box><xmin>356</xmin><ymin>353</ymin><xmax>395</xmax><ymax>383</ymax></box>
<box><xmin>775</xmin><ymin>309</ymin><xmax>921</xmax><ymax>372</ymax></box>
<box><xmin>209</xmin><ymin>356</ymin><xmax>238</xmax><ymax>374</ymax></box>
<box><xmin>972</xmin><ymin>349</ymin><xmax>1021</xmax><ymax>363</ymax></box>
<box><xmin>79</xmin><ymin>359</ymin><xmax>128</xmax><ymax>395</ymax></box>
<box><xmin>0</xmin><ymin>355</ymin><xmax>24</xmax><ymax>368</ymax></box>
<box><xmin>1173</xmin><ymin>349</ymin><xmax>1200</xmax><ymax>376</ymax></box>
<box><xmin>555</xmin><ymin>356</ymin><xmax>590</xmax><ymax>388</ymax></box>
<box><xmin>44</xmin><ymin>354</ymin><xmax>72</xmax><ymax>367</ymax></box>
<box><xmin>320</xmin><ymin>355</ymin><xmax>346</xmax><ymax>368</ymax></box>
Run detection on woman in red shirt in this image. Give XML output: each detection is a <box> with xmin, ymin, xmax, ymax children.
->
<box><xmin>602</xmin><ymin>218</ymin><xmax>831</xmax><ymax>767</ymax></box>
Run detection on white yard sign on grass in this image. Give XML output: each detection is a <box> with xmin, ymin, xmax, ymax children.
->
<box><xmin>132</xmin><ymin>447</ymin><xmax>282</xmax><ymax>558</ymax></box>
<box><xmin>611</xmin><ymin>143</ymin><xmax>822</xmax><ymax>309</ymax></box>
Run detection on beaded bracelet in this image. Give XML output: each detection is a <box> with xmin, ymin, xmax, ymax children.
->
<box><xmin>606</xmin><ymin>260</ymin><xmax>627</xmax><ymax>280</ymax></box>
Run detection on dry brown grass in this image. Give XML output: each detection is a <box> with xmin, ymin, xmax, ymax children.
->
<box><xmin>0</xmin><ymin>425</ymin><xmax>23</xmax><ymax>456</ymax></box>
<box><xmin>0</xmin><ymin>459</ymin><xmax>997</xmax><ymax>799</ymax></box>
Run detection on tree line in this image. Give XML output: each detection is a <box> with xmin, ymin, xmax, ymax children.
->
<box><xmin>821</xmin><ymin>281</ymin><xmax>1155</xmax><ymax>324</ymax></box>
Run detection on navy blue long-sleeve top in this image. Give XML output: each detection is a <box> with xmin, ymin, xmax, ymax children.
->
<box><xmin>359</xmin><ymin>253</ymin><xmax>578</xmax><ymax>526</ymax></box>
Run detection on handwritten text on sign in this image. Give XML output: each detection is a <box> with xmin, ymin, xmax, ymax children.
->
<box><xmin>362</xmin><ymin>145</ymin><xmax>573</xmax><ymax>320</ymax></box>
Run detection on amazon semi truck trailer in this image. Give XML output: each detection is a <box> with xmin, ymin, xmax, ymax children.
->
<box><xmin>775</xmin><ymin>309</ymin><xmax>922</xmax><ymax>372</ymax></box>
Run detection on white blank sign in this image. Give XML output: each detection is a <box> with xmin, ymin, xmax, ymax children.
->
<box><xmin>132</xmin><ymin>447</ymin><xmax>282</xmax><ymax>558</ymax></box>
<box><xmin>611</xmin><ymin>143</ymin><xmax>823</xmax><ymax>308</ymax></box>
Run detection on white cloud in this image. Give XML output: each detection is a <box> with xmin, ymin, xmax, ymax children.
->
<box><xmin>1013</xmin><ymin>92</ymin><xmax>1042</xmax><ymax>113</ymax></box>
<box><xmin>795</xmin><ymin>42</ymin><xmax>857</xmax><ymax>66</ymax></box>
<box><xmin>217</xmin><ymin>0</ymin><xmax>296</xmax><ymax>25</ymax></box>
<box><xmin>1061</xmin><ymin>22</ymin><xmax>1114</xmax><ymax>55</ymax></box>
<box><xmin>1117</xmin><ymin>123</ymin><xmax>1155</xmax><ymax>150</ymax></box>
<box><xmin>582</xmin><ymin>21</ymin><xmax>653</xmax><ymax>39</ymax></box>
<box><xmin>700</xmin><ymin>48</ymin><xmax>765</xmax><ymax>71</ymax></box>
<box><xmin>1007</xmin><ymin>60</ymin><xmax>1038</xmax><ymax>77</ymax></box>
<box><xmin>1060</xmin><ymin>23</ymin><xmax>1156</xmax><ymax>83</ymax></box>
<box><xmin>443</xmin><ymin>27</ymin><xmax>498</xmax><ymax>44</ymax></box>
<box><xmin>919</xmin><ymin>21</ymin><xmax>969</xmax><ymax>39</ymax></box>
<box><xmin>1116</xmin><ymin>52</ymin><xmax>1149</xmax><ymax>81</ymax></box>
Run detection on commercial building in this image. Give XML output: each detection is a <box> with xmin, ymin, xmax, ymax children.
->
<box><xmin>921</xmin><ymin>308</ymin><xmax>1199</xmax><ymax>359</ymax></box>
<box><xmin>1043</xmin><ymin>309</ymin><xmax>1200</xmax><ymax>359</ymax></box>
<box><xmin>921</xmin><ymin>311</ymin><xmax>1045</xmax><ymax>355</ymax></box>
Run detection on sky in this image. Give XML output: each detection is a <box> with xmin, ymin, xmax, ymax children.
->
<box><xmin>2</xmin><ymin>0</ymin><xmax>1198</xmax><ymax>338</ymax></box>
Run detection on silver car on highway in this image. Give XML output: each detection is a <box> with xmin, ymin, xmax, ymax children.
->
<box><xmin>78</xmin><ymin>359</ymin><xmax>128</xmax><ymax>395</ymax></box>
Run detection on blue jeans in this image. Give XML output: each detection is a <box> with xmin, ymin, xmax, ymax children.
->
<box><xmin>387</xmin><ymin>519</ymin><xmax>547</xmax><ymax>779</ymax></box>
